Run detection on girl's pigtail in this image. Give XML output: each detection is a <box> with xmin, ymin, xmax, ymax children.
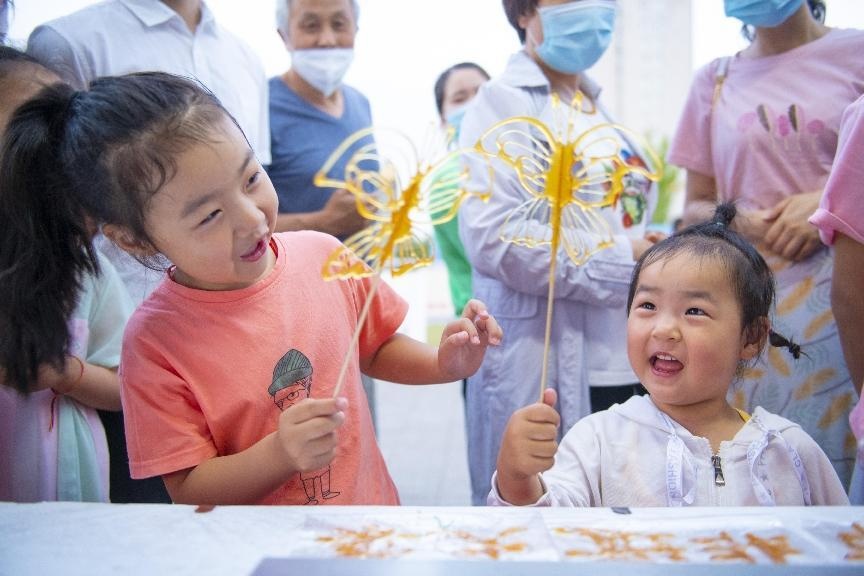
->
<box><xmin>0</xmin><ymin>83</ymin><xmax>97</xmax><ymax>394</ymax></box>
<box><xmin>711</xmin><ymin>202</ymin><xmax>737</xmax><ymax>229</ymax></box>
<box><xmin>768</xmin><ymin>330</ymin><xmax>803</xmax><ymax>360</ymax></box>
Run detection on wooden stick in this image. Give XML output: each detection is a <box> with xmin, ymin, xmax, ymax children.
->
<box><xmin>332</xmin><ymin>273</ymin><xmax>382</xmax><ymax>398</ymax></box>
<box><xmin>539</xmin><ymin>254</ymin><xmax>557</xmax><ymax>402</ymax></box>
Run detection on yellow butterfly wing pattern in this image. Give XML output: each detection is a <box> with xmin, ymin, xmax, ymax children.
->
<box><xmin>315</xmin><ymin>127</ymin><xmax>490</xmax><ymax>279</ymax></box>
<box><xmin>474</xmin><ymin>115</ymin><xmax>556</xmax><ymax>249</ymax></box>
<box><xmin>473</xmin><ymin>96</ymin><xmax>660</xmax><ymax>265</ymax></box>
<box><xmin>469</xmin><ymin>92</ymin><xmax>661</xmax><ymax>398</ymax></box>
<box><xmin>314</xmin><ymin>126</ymin><xmax>492</xmax><ymax>397</ymax></box>
<box><xmin>320</xmin><ymin>245</ymin><xmax>375</xmax><ymax>280</ymax></box>
<box><xmin>563</xmin><ymin>122</ymin><xmax>660</xmax><ymax>263</ymax></box>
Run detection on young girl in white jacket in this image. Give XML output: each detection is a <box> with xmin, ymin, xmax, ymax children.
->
<box><xmin>491</xmin><ymin>204</ymin><xmax>849</xmax><ymax>507</ymax></box>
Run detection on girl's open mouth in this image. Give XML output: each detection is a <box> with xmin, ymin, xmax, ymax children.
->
<box><xmin>241</xmin><ymin>239</ymin><xmax>267</xmax><ymax>262</ymax></box>
<box><xmin>651</xmin><ymin>353</ymin><xmax>684</xmax><ymax>376</ymax></box>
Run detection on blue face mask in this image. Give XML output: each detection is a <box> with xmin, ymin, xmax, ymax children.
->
<box><xmin>724</xmin><ymin>0</ymin><xmax>804</xmax><ymax>28</ymax></box>
<box><xmin>535</xmin><ymin>0</ymin><xmax>617</xmax><ymax>75</ymax></box>
<box><xmin>445</xmin><ymin>106</ymin><xmax>468</xmax><ymax>144</ymax></box>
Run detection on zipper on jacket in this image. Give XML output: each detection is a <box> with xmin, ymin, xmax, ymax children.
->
<box><xmin>711</xmin><ymin>455</ymin><xmax>726</xmax><ymax>486</ymax></box>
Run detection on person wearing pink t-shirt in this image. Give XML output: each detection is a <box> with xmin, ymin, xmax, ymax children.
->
<box><xmin>810</xmin><ymin>94</ymin><xmax>864</xmax><ymax>503</ymax></box>
<box><xmin>0</xmin><ymin>71</ymin><xmax>503</xmax><ymax>506</ymax></box>
<box><xmin>668</xmin><ymin>0</ymin><xmax>864</xmax><ymax>489</ymax></box>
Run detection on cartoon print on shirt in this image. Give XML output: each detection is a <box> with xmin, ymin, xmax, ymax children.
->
<box><xmin>268</xmin><ymin>348</ymin><xmax>340</xmax><ymax>504</ymax></box>
<box><xmin>737</xmin><ymin>103</ymin><xmax>826</xmax><ymax>153</ymax></box>
<box><xmin>616</xmin><ymin>150</ymin><xmax>651</xmax><ymax>228</ymax></box>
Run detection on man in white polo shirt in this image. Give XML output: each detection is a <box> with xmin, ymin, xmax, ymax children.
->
<box><xmin>28</xmin><ymin>0</ymin><xmax>271</xmax><ymax>305</ymax></box>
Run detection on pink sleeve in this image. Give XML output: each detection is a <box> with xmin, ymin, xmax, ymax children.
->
<box><xmin>810</xmin><ymin>95</ymin><xmax>864</xmax><ymax>245</ymax></box>
<box><xmin>120</xmin><ymin>318</ymin><xmax>218</xmax><ymax>479</ymax></box>
<box><xmin>667</xmin><ymin>60</ymin><xmax>721</xmax><ymax>177</ymax></box>
<box><xmin>356</xmin><ymin>276</ymin><xmax>409</xmax><ymax>361</ymax></box>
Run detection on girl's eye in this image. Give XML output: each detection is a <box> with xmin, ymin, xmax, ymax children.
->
<box><xmin>685</xmin><ymin>307</ymin><xmax>706</xmax><ymax>316</ymax></box>
<box><xmin>199</xmin><ymin>209</ymin><xmax>221</xmax><ymax>226</ymax></box>
<box><xmin>636</xmin><ymin>301</ymin><xmax>655</xmax><ymax>311</ymax></box>
<box><xmin>247</xmin><ymin>171</ymin><xmax>261</xmax><ymax>187</ymax></box>
<box><xmin>287</xmin><ymin>391</ymin><xmax>300</xmax><ymax>400</ymax></box>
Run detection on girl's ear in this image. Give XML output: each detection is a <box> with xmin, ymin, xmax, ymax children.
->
<box><xmin>517</xmin><ymin>7</ymin><xmax>536</xmax><ymax>33</ymax></box>
<box><xmin>101</xmin><ymin>224</ymin><xmax>157</xmax><ymax>258</ymax></box>
<box><xmin>740</xmin><ymin>317</ymin><xmax>770</xmax><ymax>361</ymax></box>
<box><xmin>740</xmin><ymin>339</ymin><xmax>761</xmax><ymax>362</ymax></box>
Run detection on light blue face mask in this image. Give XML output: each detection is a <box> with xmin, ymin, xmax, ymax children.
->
<box><xmin>724</xmin><ymin>0</ymin><xmax>805</xmax><ymax>28</ymax></box>
<box><xmin>445</xmin><ymin>105</ymin><xmax>468</xmax><ymax>144</ymax></box>
<box><xmin>535</xmin><ymin>0</ymin><xmax>617</xmax><ymax>75</ymax></box>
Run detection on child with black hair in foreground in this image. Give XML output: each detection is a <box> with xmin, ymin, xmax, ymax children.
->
<box><xmin>2</xmin><ymin>71</ymin><xmax>502</xmax><ymax>506</ymax></box>
<box><xmin>0</xmin><ymin>46</ymin><xmax>133</xmax><ymax>502</ymax></box>
<box><xmin>492</xmin><ymin>204</ymin><xmax>848</xmax><ymax>507</ymax></box>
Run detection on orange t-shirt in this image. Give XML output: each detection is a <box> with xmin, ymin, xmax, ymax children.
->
<box><xmin>120</xmin><ymin>232</ymin><xmax>407</xmax><ymax>505</ymax></box>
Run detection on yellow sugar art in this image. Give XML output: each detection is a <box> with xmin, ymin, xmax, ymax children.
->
<box><xmin>315</xmin><ymin>127</ymin><xmax>489</xmax><ymax>279</ymax></box>
<box><xmin>472</xmin><ymin>92</ymin><xmax>661</xmax><ymax>399</ymax></box>
<box><xmin>314</xmin><ymin>126</ymin><xmax>490</xmax><ymax>396</ymax></box>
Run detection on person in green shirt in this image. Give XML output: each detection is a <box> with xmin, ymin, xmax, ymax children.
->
<box><xmin>431</xmin><ymin>62</ymin><xmax>490</xmax><ymax>317</ymax></box>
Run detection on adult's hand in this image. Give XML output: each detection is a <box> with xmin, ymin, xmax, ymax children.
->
<box><xmin>762</xmin><ymin>192</ymin><xmax>822</xmax><ymax>261</ymax></box>
<box><xmin>319</xmin><ymin>189</ymin><xmax>367</xmax><ymax>238</ymax></box>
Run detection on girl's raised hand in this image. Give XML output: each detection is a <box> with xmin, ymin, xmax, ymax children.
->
<box><xmin>276</xmin><ymin>397</ymin><xmax>347</xmax><ymax>473</ymax></box>
<box><xmin>437</xmin><ymin>299</ymin><xmax>503</xmax><ymax>380</ymax></box>
<box><xmin>495</xmin><ymin>388</ymin><xmax>559</xmax><ymax>505</ymax></box>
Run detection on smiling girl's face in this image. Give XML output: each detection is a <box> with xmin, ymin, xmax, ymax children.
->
<box><xmin>139</xmin><ymin>116</ymin><xmax>278</xmax><ymax>292</ymax></box>
<box><xmin>626</xmin><ymin>252</ymin><xmax>762</xmax><ymax>415</ymax></box>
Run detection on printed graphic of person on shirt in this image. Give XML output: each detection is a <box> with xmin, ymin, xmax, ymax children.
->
<box><xmin>268</xmin><ymin>349</ymin><xmax>340</xmax><ymax>504</ymax></box>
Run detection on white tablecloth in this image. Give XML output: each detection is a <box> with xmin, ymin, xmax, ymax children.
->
<box><xmin>0</xmin><ymin>503</ymin><xmax>861</xmax><ymax>575</ymax></box>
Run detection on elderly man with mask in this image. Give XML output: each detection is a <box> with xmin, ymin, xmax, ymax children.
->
<box><xmin>269</xmin><ymin>0</ymin><xmax>381</xmax><ymax>425</ymax></box>
<box><xmin>268</xmin><ymin>0</ymin><xmax>367</xmax><ymax>238</ymax></box>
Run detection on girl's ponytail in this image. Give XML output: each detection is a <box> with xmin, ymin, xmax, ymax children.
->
<box><xmin>768</xmin><ymin>330</ymin><xmax>804</xmax><ymax>360</ymax></box>
<box><xmin>0</xmin><ymin>83</ymin><xmax>98</xmax><ymax>394</ymax></box>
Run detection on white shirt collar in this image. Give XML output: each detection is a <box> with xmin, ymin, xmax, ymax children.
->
<box><xmin>500</xmin><ymin>50</ymin><xmax>603</xmax><ymax>101</ymax></box>
<box><xmin>120</xmin><ymin>0</ymin><xmax>215</xmax><ymax>32</ymax></box>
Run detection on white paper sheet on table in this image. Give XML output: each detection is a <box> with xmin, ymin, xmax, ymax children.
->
<box><xmin>1</xmin><ymin>503</ymin><xmax>861</xmax><ymax>576</ymax></box>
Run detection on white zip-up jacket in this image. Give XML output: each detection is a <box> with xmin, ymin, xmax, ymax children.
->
<box><xmin>490</xmin><ymin>395</ymin><xmax>849</xmax><ymax>507</ymax></box>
